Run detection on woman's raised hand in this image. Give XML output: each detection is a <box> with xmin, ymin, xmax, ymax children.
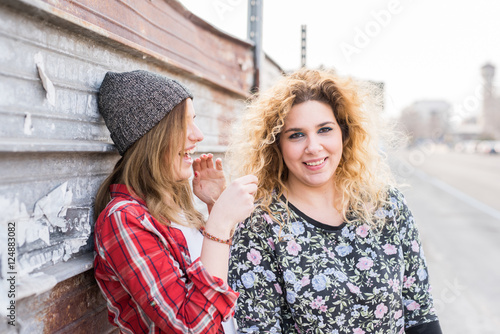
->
<box><xmin>192</xmin><ymin>154</ymin><xmax>226</xmax><ymax>208</ymax></box>
<box><xmin>205</xmin><ymin>174</ymin><xmax>258</xmax><ymax>238</ymax></box>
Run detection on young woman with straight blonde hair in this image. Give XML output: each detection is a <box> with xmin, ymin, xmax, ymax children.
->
<box><xmin>93</xmin><ymin>70</ymin><xmax>257</xmax><ymax>333</ymax></box>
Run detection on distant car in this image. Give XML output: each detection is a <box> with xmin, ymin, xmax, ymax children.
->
<box><xmin>454</xmin><ymin>140</ymin><xmax>480</xmax><ymax>153</ymax></box>
<box><xmin>493</xmin><ymin>141</ymin><xmax>500</xmax><ymax>154</ymax></box>
<box><xmin>476</xmin><ymin>141</ymin><xmax>495</xmax><ymax>154</ymax></box>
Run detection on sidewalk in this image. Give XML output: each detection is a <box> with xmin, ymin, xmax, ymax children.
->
<box><xmin>400</xmin><ymin>170</ymin><xmax>500</xmax><ymax>333</ymax></box>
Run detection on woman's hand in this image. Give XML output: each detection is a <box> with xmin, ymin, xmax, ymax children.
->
<box><xmin>200</xmin><ymin>174</ymin><xmax>258</xmax><ymax>283</ymax></box>
<box><xmin>192</xmin><ymin>154</ymin><xmax>226</xmax><ymax>210</ymax></box>
<box><xmin>205</xmin><ymin>174</ymin><xmax>258</xmax><ymax>238</ymax></box>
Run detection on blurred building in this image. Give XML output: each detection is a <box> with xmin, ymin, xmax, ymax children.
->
<box><xmin>399</xmin><ymin>100</ymin><xmax>451</xmax><ymax>144</ymax></box>
<box><xmin>481</xmin><ymin>63</ymin><xmax>500</xmax><ymax>139</ymax></box>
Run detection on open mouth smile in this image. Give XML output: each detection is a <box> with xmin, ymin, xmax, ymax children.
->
<box><xmin>304</xmin><ymin>158</ymin><xmax>327</xmax><ymax>166</ymax></box>
<box><xmin>184</xmin><ymin>147</ymin><xmax>195</xmax><ymax>156</ymax></box>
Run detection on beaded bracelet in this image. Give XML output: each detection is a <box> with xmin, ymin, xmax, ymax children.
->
<box><xmin>200</xmin><ymin>227</ymin><xmax>232</xmax><ymax>245</ymax></box>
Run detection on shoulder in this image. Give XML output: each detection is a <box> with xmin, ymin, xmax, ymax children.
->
<box><xmin>95</xmin><ymin>193</ymin><xmax>160</xmax><ymax>237</ymax></box>
<box><xmin>383</xmin><ymin>187</ymin><xmax>410</xmax><ymax>212</ymax></box>
<box><xmin>104</xmin><ymin>185</ymin><xmax>160</xmax><ymax>224</ymax></box>
<box><xmin>380</xmin><ymin>187</ymin><xmax>419</xmax><ymax>235</ymax></box>
<box><xmin>234</xmin><ymin>196</ymin><xmax>285</xmax><ymax>241</ymax></box>
<box><xmin>252</xmin><ymin>196</ymin><xmax>288</xmax><ymax>229</ymax></box>
<box><xmin>106</xmin><ymin>194</ymin><xmax>147</xmax><ymax>218</ymax></box>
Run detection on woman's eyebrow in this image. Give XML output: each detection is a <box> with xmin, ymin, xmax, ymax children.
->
<box><xmin>283</xmin><ymin>121</ymin><xmax>335</xmax><ymax>133</ymax></box>
<box><xmin>283</xmin><ymin>127</ymin><xmax>302</xmax><ymax>134</ymax></box>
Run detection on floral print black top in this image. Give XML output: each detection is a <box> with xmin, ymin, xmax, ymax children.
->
<box><xmin>228</xmin><ymin>188</ymin><xmax>440</xmax><ymax>334</ymax></box>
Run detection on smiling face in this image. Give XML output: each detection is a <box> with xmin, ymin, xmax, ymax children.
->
<box><xmin>173</xmin><ymin>98</ymin><xmax>203</xmax><ymax>181</ymax></box>
<box><xmin>279</xmin><ymin>100</ymin><xmax>343</xmax><ymax>192</ymax></box>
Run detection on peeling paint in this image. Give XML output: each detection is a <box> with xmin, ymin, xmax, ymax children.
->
<box><xmin>0</xmin><ymin>183</ymin><xmax>92</xmax><ymax>305</ymax></box>
<box><xmin>33</xmin><ymin>182</ymin><xmax>73</xmax><ymax>232</ymax></box>
<box><xmin>24</xmin><ymin>112</ymin><xmax>33</xmax><ymax>135</ymax></box>
<box><xmin>34</xmin><ymin>52</ymin><xmax>56</xmax><ymax>106</ymax></box>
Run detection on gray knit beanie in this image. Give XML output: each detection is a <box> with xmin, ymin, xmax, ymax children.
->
<box><xmin>98</xmin><ymin>70</ymin><xmax>193</xmax><ymax>155</ymax></box>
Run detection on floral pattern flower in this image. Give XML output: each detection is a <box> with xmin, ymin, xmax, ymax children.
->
<box><xmin>375</xmin><ymin>303</ymin><xmax>388</xmax><ymax>318</ymax></box>
<box><xmin>383</xmin><ymin>243</ymin><xmax>397</xmax><ymax>255</ymax></box>
<box><xmin>286</xmin><ymin>239</ymin><xmax>302</xmax><ymax>256</ymax></box>
<box><xmin>356</xmin><ymin>257</ymin><xmax>374</xmax><ymax>270</ymax></box>
<box><xmin>229</xmin><ymin>189</ymin><xmax>439</xmax><ymax>333</ymax></box>
<box><xmin>247</xmin><ymin>248</ymin><xmax>262</xmax><ymax>266</ymax></box>
<box><xmin>356</xmin><ymin>224</ymin><xmax>370</xmax><ymax>237</ymax></box>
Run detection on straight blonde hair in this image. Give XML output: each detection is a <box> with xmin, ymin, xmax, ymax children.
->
<box><xmin>94</xmin><ymin>99</ymin><xmax>205</xmax><ymax>229</ymax></box>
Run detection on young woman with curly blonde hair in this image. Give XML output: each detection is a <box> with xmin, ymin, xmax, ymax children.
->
<box><xmin>227</xmin><ymin>68</ymin><xmax>441</xmax><ymax>333</ymax></box>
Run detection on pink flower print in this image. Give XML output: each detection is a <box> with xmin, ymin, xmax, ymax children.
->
<box><xmin>374</xmin><ymin>303</ymin><xmax>388</xmax><ymax>318</ymax></box>
<box><xmin>383</xmin><ymin>243</ymin><xmax>397</xmax><ymax>255</ymax></box>
<box><xmin>394</xmin><ymin>310</ymin><xmax>403</xmax><ymax>319</ymax></box>
<box><xmin>263</xmin><ymin>213</ymin><xmax>273</xmax><ymax>225</ymax></box>
<box><xmin>319</xmin><ymin>305</ymin><xmax>327</xmax><ymax>313</ymax></box>
<box><xmin>323</xmin><ymin>246</ymin><xmax>336</xmax><ymax>259</ymax></box>
<box><xmin>406</xmin><ymin>301</ymin><xmax>421</xmax><ymax>311</ymax></box>
<box><xmin>247</xmin><ymin>248</ymin><xmax>262</xmax><ymax>266</ymax></box>
<box><xmin>310</xmin><ymin>296</ymin><xmax>325</xmax><ymax>309</ymax></box>
<box><xmin>356</xmin><ymin>257</ymin><xmax>374</xmax><ymax>270</ymax></box>
<box><xmin>356</xmin><ymin>224</ymin><xmax>369</xmax><ymax>238</ymax></box>
<box><xmin>353</xmin><ymin>328</ymin><xmax>365</xmax><ymax>334</ymax></box>
<box><xmin>310</xmin><ymin>300</ymin><xmax>320</xmax><ymax>309</ymax></box>
<box><xmin>346</xmin><ymin>282</ymin><xmax>360</xmax><ymax>294</ymax></box>
<box><xmin>268</xmin><ymin>237</ymin><xmax>275</xmax><ymax>250</ymax></box>
<box><xmin>286</xmin><ymin>239</ymin><xmax>302</xmax><ymax>256</ymax></box>
<box><xmin>301</xmin><ymin>275</ymin><xmax>310</xmax><ymax>287</ymax></box>
<box><xmin>388</xmin><ymin>279</ymin><xmax>400</xmax><ymax>292</ymax></box>
<box><xmin>411</xmin><ymin>240</ymin><xmax>420</xmax><ymax>252</ymax></box>
<box><xmin>403</xmin><ymin>276</ymin><xmax>416</xmax><ymax>289</ymax></box>
<box><xmin>274</xmin><ymin>283</ymin><xmax>282</xmax><ymax>294</ymax></box>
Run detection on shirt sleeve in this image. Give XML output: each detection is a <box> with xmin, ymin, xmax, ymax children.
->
<box><xmin>393</xmin><ymin>189</ymin><xmax>441</xmax><ymax>331</ymax></box>
<box><xmin>228</xmin><ymin>214</ymin><xmax>297</xmax><ymax>333</ymax></box>
<box><xmin>95</xmin><ymin>207</ymin><xmax>237</xmax><ymax>333</ymax></box>
<box><xmin>406</xmin><ymin>320</ymin><xmax>442</xmax><ymax>334</ymax></box>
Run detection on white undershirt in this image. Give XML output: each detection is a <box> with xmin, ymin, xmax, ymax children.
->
<box><xmin>170</xmin><ymin>222</ymin><xmax>237</xmax><ymax>334</ymax></box>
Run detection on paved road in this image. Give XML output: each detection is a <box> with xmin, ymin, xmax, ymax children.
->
<box><xmin>390</xmin><ymin>148</ymin><xmax>500</xmax><ymax>333</ymax></box>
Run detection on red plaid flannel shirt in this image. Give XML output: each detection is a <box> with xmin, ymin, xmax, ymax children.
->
<box><xmin>94</xmin><ymin>184</ymin><xmax>238</xmax><ymax>333</ymax></box>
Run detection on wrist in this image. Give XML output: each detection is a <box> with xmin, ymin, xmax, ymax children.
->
<box><xmin>200</xmin><ymin>226</ymin><xmax>232</xmax><ymax>245</ymax></box>
<box><xmin>205</xmin><ymin>212</ymin><xmax>234</xmax><ymax>238</ymax></box>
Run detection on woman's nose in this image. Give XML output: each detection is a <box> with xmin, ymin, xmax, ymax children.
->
<box><xmin>188</xmin><ymin>123</ymin><xmax>204</xmax><ymax>142</ymax></box>
<box><xmin>305</xmin><ymin>136</ymin><xmax>322</xmax><ymax>154</ymax></box>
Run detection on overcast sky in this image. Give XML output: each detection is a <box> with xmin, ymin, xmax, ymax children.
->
<box><xmin>179</xmin><ymin>0</ymin><xmax>500</xmax><ymax>117</ymax></box>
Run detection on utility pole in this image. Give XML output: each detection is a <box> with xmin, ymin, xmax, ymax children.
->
<box><xmin>301</xmin><ymin>25</ymin><xmax>307</xmax><ymax>68</ymax></box>
<box><xmin>248</xmin><ymin>0</ymin><xmax>263</xmax><ymax>92</ymax></box>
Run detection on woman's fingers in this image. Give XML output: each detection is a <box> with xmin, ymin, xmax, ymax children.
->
<box><xmin>205</xmin><ymin>153</ymin><xmax>214</xmax><ymax>169</ymax></box>
<box><xmin>194</xmin><ymin>153</ymin><xmax>216</xmax><ymax>170</ymax></box>
<box><xmin>192</xmin><ymin>158</ymin><xmax>201</xmax><ymax>174</ymax></box>
<box><xmin>215</xmin><ymin>158</ymin><xmax>223</xmax><ymax>171</ymax></box>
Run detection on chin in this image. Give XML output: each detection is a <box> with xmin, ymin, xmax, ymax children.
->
<box><xmin>174</xmin><ymin>170</ymin><xmax>192</xmax><ymax>181</ymax></box>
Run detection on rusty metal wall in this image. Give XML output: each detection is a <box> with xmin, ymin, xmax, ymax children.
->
<box><xmin>0</xmin><ymin>0</ymin><xmax>257</xmax><ymax>332</ymax></box>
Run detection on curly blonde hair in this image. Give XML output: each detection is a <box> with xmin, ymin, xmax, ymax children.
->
<box><xmin>227</xmin><ymin>68</ymin><xmax>396</xmax><ymax>227</ymax></box>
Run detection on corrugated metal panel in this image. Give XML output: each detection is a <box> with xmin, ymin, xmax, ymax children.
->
<box><xmin>4</xmin><ymin>0</ymin><xmax>255</xmax><ymax>96</ymax></box>
<box><xmin>17</xmin><ymin>270</ymin><xmax>116</xmax><ymax>334</ymax></box>
<box><xmin>0</xmin><ymin>0</ymin><xmax>256</xmax><ymax>332</ymax></box>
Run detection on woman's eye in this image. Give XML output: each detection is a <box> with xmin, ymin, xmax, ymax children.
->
<box><xmin>289</xmin><ymin>132</ymin><xmax>304</xmax><ymax>139</ymax></box>
<box><xmin>318</xmin><ymin>127</ymin><xmax>333</xmax><ymax>133</ymax></box>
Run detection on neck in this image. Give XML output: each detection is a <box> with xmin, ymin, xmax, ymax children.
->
<box><xmin>284</xmin><ymin>181</ymin><xmax>338</xmax><ymax>209</ymax></box>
